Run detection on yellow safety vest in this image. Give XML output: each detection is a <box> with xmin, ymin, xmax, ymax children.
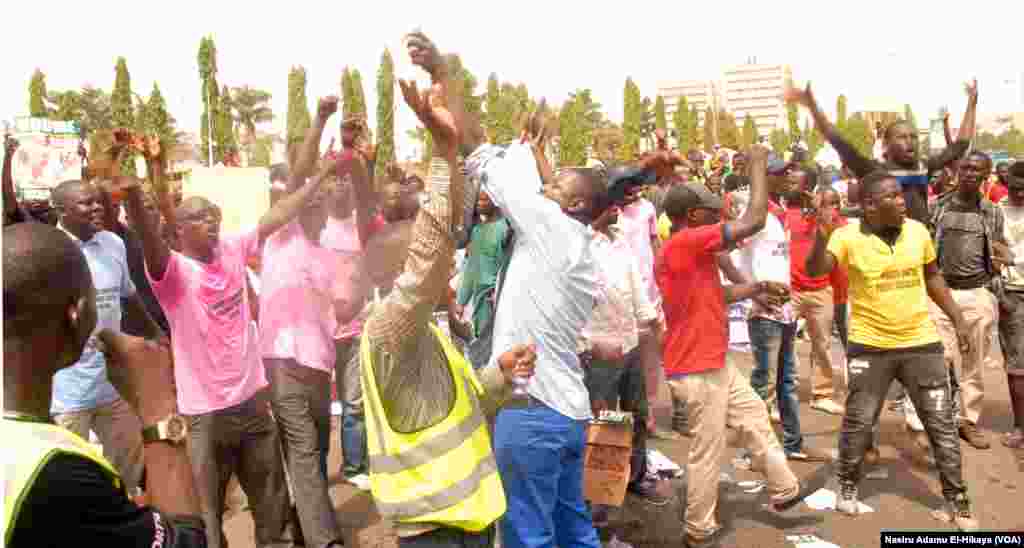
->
<box><xmin>360</xmin><ymin>324</ymin><xmax>506</xmax><ymax>532</ymax></box>
<box><xmin>2</xmin><ymin>418</ymin><xmax>122</xmax><ymax>546</ymax></box>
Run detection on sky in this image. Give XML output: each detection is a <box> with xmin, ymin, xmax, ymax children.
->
<box><xmin>3</xmin><ymin>0</ymin><xmax>1022</xmax><ymax>161</ymax></box>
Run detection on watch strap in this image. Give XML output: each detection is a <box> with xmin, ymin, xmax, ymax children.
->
<box><xmin>141</xmin><ymin>423</ymin><xmax>163</xmax><ymax>444</ymax></box>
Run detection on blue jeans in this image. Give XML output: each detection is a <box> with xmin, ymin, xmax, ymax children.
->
<box><xmin>494</xmin><ymin>403</ymin><xmax>600</xmax><ymax>548</ymax></box>
<box><xmin>747</xmin><ymin>318</ymin><xmax>802</xmax><ymax>454</ymax></box>
<box><xmin>333</xmin><ymin>339</ymin><xmax>368</xmax><ymax>478</ymax></box>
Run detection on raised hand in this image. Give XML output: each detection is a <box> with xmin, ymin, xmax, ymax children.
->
<box><xmin>965</xmin><ymin>78</ymin><xmax>979</xmax><ymax>102</ymax></box>
<box><xmin>783</xmin><ymin>82</ymin><xmax>816</xmax><ymax>110</ymax></box>
<box><xmin>520</xmin><ymin>99</ymin><xmax>550</xmax><ymax>148</ymax></box>
<box><xmin>400</xmin><ymin>75</ymin><xmax>459</xmax><ymax>156</ymax></box>
<box><xmin>655</xmin><ymin>128</ymin><xmax>668</xmax><ymax>150</ymax></box>
<box><xmin>317</xmin><ymin>96</ymin><xmax>340</xmax><ymax>125</ymax></box>
<box><xmin>405</xmin><ymin>30</ymin><xmax>446</xmax><ymax>80</ymax></box>
<box><xmin>355</xmin><ymin>137</ymin><xmax>377</xmax><ymax>164</ymax></box>
<box><xmin>747</xmin><ymin>142</ymin><xmax>771</xmax><ymax>163</ymax></box>
<box><xmin>498</xmin><ymin>343</ymin><xmax>537</xmax><ymax>386</ymax></box>
<box><xmin>5</xmin><ymin>135</ymin><xmax>18</xmax><ymax>156</ymax></box>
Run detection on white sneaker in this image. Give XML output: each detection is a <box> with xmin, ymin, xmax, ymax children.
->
<box><xmin>836</xmin><ymin>483</ymin><xmax>860</xmax><ymax>516</ymax></box>
<box><xmin>811</xmin><ymin>398</ymin><xmax>845</xmax><ymax>416</ymax></box>
<box><xmin>346</xmin><ymin>473</ymin><xmax>371</xmax><ymax>491</ymax></box>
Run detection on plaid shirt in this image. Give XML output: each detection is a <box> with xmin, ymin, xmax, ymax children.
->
<box><xmin>929</xmin><ymin>192</ymin><xmax>1007</xmax><ymax>291</ymax></box>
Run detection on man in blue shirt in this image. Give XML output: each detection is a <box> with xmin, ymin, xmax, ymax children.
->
<box><xmin>50</xmin><ymin>178</ymin><xmax>165</xmax><ymax>492</ymax></box>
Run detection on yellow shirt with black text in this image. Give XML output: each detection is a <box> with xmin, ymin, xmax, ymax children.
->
<box><xmin>827</xmin><ymin>219</ymin><xmax>940</xmax><ymax>349</ymax></box>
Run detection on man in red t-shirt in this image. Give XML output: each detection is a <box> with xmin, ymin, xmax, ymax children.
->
<box><xmin>656</xmin><ymin>145</ymin><xmax>825</xmax><ymax>547</ymax></box>
<box><xmin>786</xmin><ymin>171</ymin><xmax>846</xmax><ymax>416</ymax></box>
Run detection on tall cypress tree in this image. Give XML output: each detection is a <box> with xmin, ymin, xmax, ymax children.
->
<box><xmin>376</xmin><ymin>50</ymin><xmax>396</xmax><ymax>167</ymax></box>
<box><xmin>29</xmin><ymin>69</ymin><xmax>48</xmax><ymax>117</ymax></box>
<box><xmin>836</xmin><ymin>94</ymin><xmax>848</xmax><ymax>132</ymax></box>
<box><xmin>217</xmin><ymin>84</ymin><xmax>236</xmax><ymax>161</ymax></box>
<box><xmin>350</xmin><ymin>69</ymin><xmax>368</xmax><ymax>121</ymax></box>
<box><xmin>145</xmin><ymin>82</ymin><xmax>175</xmax><ymax>150</ymax></box>
<box><xmin>673</xmin><ymin>96</ymin><xmax>689</xmax><ymax>151</ymax></box>
<box><xmin>198</xmin><ymin>37</ymin><xmax>221</xmax><ymax>165</ymax></box>
<box><xmin>742</xmin><ymin>114</ymin><xmax>758</xmax><ymax>147</ymax></box>
<box><xmin>111</xmin><ymin>57</ymin><xmax>136</xmax><ymax>175</ymax></box>
<box><xmin>703</xmin><ymin>107</ymin><xmax>716</xmax><ymax>152</ymax></box>
<box><xmin>621</xmin><ymin>77</ymin><xmax>641</xmax><ymax>161</ymax></box>
<box><xmin>340</xmin><ymin>68</ymin><xmax>353</xmax><ymax>119</ymax></box>
<box><xmin>485</xmin><ymin>73</ymin><xmax>501</xmax><ymax>142</ymax></box>
<box><xmin>654</xmin><ymin>95</ymin><xmax>667</xmax><ymax>132</ymax></box>
<box><xmin>688</xmin><ymin>105</ymin><xmax>700</xmax><ymax>151</ymax></box>
<box><xmin>287</xmin><ymin>66</ymin><xmax>312</xmax><ymax>146</ymax></box>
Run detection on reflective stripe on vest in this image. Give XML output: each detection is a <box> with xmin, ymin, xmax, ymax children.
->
<box><xmin>2</xmin><ymin>419</ymin><xmax>122</xmax><ymax>545</ymax></box>
<box><xmin>360</xmin><ymin>324</ymin><xmax>505</xmax><ymax>531</ymax></box>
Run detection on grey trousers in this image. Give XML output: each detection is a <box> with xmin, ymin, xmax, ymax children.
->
<box><xmin>267</xmin><ymin>358</ymin><xmax>342</xmax><ymax>548</ymax></box>
<box><xmin>840</xmin><ymin>347</ymin><xmax>966</xmax><ymax>501</ymax></box>
<box><xmin>187</xmin><ymin>390</ymin><xmax>293</xmax><ymax>548</ymax></box>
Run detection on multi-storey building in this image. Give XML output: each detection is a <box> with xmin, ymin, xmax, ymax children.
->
<box><xmin>720</xmin><ymin>62</ymin><xmax>793</xmax><ymax>138</ymax></box>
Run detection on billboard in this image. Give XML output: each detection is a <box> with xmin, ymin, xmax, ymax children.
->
<box><xmin>2</xmin><ymin>117</ymin><xmax>84</xmax><ymax>201</ymax></box>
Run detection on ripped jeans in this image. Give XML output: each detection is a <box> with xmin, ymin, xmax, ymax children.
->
<box><xmin>840</xmin><ymin>344</ymin><xmax>967</xmax><ymax>501</ymax></box>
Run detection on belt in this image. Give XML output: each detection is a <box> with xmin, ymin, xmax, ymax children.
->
<box><xmin>503</xmin><ymin>394</ymin><xmax>547</xmax><ymax>409</ymax></box>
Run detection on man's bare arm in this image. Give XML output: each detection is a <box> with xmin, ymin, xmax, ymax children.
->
<box><xmin>724</xmin><ymin>146</ymin><xmax>770</xmax><ymax>243</ymax></box>
<box><xmin>786</xmin><ymin>83</ymin><xmax>876</xmax><ymax>178</ymax></box>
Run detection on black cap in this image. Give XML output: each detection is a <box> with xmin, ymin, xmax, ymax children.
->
<box><xmin>663</xmin><ymin>183</ymin><xmax>723</xmax><ymax>219</ymax></box>
<box><xmin>1008</xmin><ymin>162</ymin><xmax>1024</xmax><ymax>186</ymax></box>
<box><xmin>606</xmin><ymin>166</ymin><xmax>655</xmax><ymax>203</ymax></box>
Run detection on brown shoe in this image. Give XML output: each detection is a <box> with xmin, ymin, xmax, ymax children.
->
<box><xmin>959</xmin><ymin>423</ymin><xmax>990</xmax><ymax>449</ymax></box>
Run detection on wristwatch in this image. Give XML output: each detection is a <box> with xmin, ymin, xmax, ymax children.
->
<box><xmin>142</xmin><ymin>414</ymin><xmax>189</xmax><ymax>445</ymax></box>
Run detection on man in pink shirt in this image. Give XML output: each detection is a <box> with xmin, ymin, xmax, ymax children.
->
<box><xmin>120</xmin><ymin>118</ymin><xmax>338</xmax><ymax>548</ymax></box>
<box><xmin>259</xmin><ymin>98</ymin><xmax>371</xmax><ymax>548</ymax></box>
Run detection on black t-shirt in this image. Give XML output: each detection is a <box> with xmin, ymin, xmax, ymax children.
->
<box><xmin>9</xmin><ymin>454</ymin><xmax>205</xmax><ymax>547</ymax></box>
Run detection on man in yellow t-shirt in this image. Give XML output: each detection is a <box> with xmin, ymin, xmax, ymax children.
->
<box><xmin>802</xmin><ymin>170</ymin><xmax>979</xmax><ymax>531</ymax></box>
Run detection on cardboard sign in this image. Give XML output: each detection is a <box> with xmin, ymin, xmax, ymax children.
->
<box><xmin>583</xmin><ymin>417</ymin><xmax>633</xmax><ymax>506</ymax></box>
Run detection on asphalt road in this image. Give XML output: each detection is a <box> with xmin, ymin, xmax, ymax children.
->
<box><xmin>225</xmin><ymin>340</ymin><xmax>1024</xmax><ymax>548</ymax></box>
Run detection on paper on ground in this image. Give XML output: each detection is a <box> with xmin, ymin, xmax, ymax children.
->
<box><xmin>604</xmin><ymin>535</ymin><xmax>634</xmax><ymax>548</ymax></box>
<box><xmin>802</xmin><ymin>488</ymin><xmax>874</xmax><ymax>513</ymax></box>
<box><xmin>786</xmin><ymin>534</ymin><xmax>840</xmax><ymax>548</ymax></box>
<box><xmin>646</xmin><ymin>448</ymin><xmax>683</xmax><ymax>477</ymax></box>
<box><xmin>331</xmin><ymin>402</ymin><xmax>343</xmax><ymax>416</ymax></box>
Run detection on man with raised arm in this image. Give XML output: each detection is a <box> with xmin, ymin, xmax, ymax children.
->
<box><xmin>357</xmin><ymin>32</ymin><xmax>535</xmax><ymax>547</ymax></box>
<box><xmin>3</xmin><ymin>222</ymin><xmax>205</xmax><ymax>547</ymax></box>
<box><xmin>118</xmin><ymin>132</ymin><xmax>333</xmax><ymax>548</ymax></box>
<box><xmin>785</xmin><ymin>80</ymin><xmax>977</xmax><ymax>225</ymax></box>
<box><xmin>804</xmin><ymin>170</ymin><xmax>978</xmax><ymax>530</ymax></box>
<box><xmin>657</xmin><ymin>145</ymin><xmax>825</xmax><ymax>548</ymax></box>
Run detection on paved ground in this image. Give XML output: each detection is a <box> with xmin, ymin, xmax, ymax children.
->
<box><xmin>225</xmin><ymin>341</ymin><xmax>1024</xmax><ymax>548</ymax></box>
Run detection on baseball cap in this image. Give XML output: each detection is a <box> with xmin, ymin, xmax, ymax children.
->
<box><xmin>663</xmin><ymin>183</ymin><xmax>724</xmax><ymax>218</ymax></box>
<box><xmin>1009</xmin><ymin>162</ymin><xmax>1024</xmax><ymax>186</ymax></box>
<box><xmin>606</xmin><ymin>166</ymin><xmax>655</xmax><ymax>203</ymax></box>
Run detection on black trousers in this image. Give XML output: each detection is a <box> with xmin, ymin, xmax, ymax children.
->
<box><xmin>840</xmin><ymin>345</ymin><xmax>966</xmax><ymax>500</ymax></box>
<box><xmin>582</xmin><ymin>346</ymin><xmax>649</xmax><ymax>486</ymax></box>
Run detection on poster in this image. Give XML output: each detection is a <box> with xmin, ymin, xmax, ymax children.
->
<box><xmin>3</xmin><ymin>117</ymin><xmax>84</xmax><ymax>201</ymax></box>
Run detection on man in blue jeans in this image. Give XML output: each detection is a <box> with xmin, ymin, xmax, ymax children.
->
<box><xmin>464</xmin><ymin>123</ymin><xmax>659</xmax><ymax>546</ymax></box>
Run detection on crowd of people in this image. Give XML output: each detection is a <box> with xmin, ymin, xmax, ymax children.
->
<box><xmin>4</xmin><ymin>30</ymin><xmax>1024</xmax><ymax>548</ymax></box>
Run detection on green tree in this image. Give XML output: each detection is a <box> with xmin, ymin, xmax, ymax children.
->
<box><xmin>350</xmin><ymin>69</ymin><xmax>368</xmax><ymax>121</ymax></box>
<box><xmin>836</xmin><ymin>95</ymin><xmax>848</xmax><ymax>132</ymax></box>
<box><xmin>843</xmin><ymin>113</ymin><xmax>874</xmax><ymax>158</ymax></box>
<box><xmin>340</xmin><ymin>68</ymin><xmax>353</xmax><ymax>119</ymax></box>
<box><xmin>216</xmin><ymin>84</ymin><xmax>237</xmax><ymax>160</ymax></box>
<box><xmin>654</xmin><ymin>95</ymin><xmax>667</xmax><ymax>132</ymax></box>
<box><xmin>231</xmin><ymin>86</ymin><xmax>273</xmax><ymax>141</ymax></box>
<box><xmin>136</xmin><ymin>82</ymin><xmax>177</xmax><ymax>152</ymax></box>
<box><xmin>717</xmin><ymin>109</ymin><xmax>740</xmax><ymax>149</ymax></box>
<box><xmin>376</xmin><ymin>50</ymin><xmax>396</xmax><ymax>167</ymax></box>
<box><xmin>444</xmin><ymin>55</ymin><xmax>483</xmax><ymax>116</ymax></box>
<box><xmin>672</xmin><ymin>96</ymin><xmax>690</xmax><ymax>151</ymax></box>
<box><xmin>786</xmin><ymin>102</ymin><xmax>801</xmax><ymax>142</ymax></box>
<box><xmin>703</xmin><ymin>107</ymin><xmax>715</xmax><ymax>152</ymax></box>
<box><xmin>406</xmin><ymin>126</ymin><xmax>432</xmax><ymax>165</ymax></box>
<box><xmin>768</xmin><ymin>128</ymin><xmax>789</xmax><ymax>154</ymax></box>
<box><xmin>198</xmin><ymin>36</ymin><xmax>222</xmax><ymax>165</ymax></box>
<box><xmin>29</xmin><ymin>69</ymin><xmax>48</xmax><ymax>117</ymax></box>
<box><xmin>111</xmin><ymin>57</ymin><xmax>136</xmax><ymax>174</ymax></box>
<box><xmin>46</xmin><ymin>90</ymin><xmax>83</xmax><ymax>121</ymax></box>
<box><xmin>287</xmin><ymin>66</ymin><xmax>312</xmax><ymax>146</ymax></box>
<box><xmin>741</xmin><ymin>113</ymin><xmax>758</xmax><ymax>147</ymax></box>
<box><xmin>621</xmin><ymin>78</ymin><xmax>641</xmax><ymax>161</ymax></box>
<box><xmin>558</xmin><ymin>89</ymin><xmax>600</xmax><ymax>166</ymax></box>
<box><xmin>484</xmin><ymin>73</ymin><xmax>501</xmax><ymax>141</ymax></box>
<box><xmin>688</xmin><ymin>105</ymin><xmax>700</xmax><ymax>151</ymax></box>
<box><xmin>251</xmin><ymin>135</ymin><xmax>274</xmax><ymax>167</ymax></box>
<box><xmin>639</xmin><ymin>96</ymin><xmax>656</xmax><ymax>150</ymax></box>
